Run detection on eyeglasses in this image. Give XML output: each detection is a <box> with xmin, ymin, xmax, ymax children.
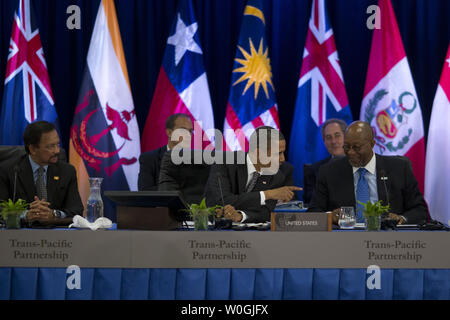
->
<box><xmin>343</xmin><ymin>142</ymin><xmax>368</xmax><ymax>153</ymax></box>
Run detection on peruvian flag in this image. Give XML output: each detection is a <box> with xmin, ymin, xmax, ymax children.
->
<box><xmin>141</xmin><ymin>0</ymin><xmax>214</xmax><ymax>152</ymax></box>
<box><xmin>425</xmin><ymin>43</ymin><xmax>450</xmax><ymax>225</ymax></box>
<box><xmin>360</xmin><ymin>0</ymin><xmax>425</xmax><ymax>193</ymax></box>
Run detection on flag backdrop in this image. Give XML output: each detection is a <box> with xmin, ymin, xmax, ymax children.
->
<box><xmin>425</xmin><ymin>43</ymin><xmax>450</xmax><ymax>225</ymax></box>
<box><xmin>141</xmin><ymin>0</ymin><xmax>215</xmax><ymax>152</ymax></box>
<box><xmin>288</xmin><ymin>0</ymin><xmax>353</xmax><ymax>196</ymax></box>
<box><xmin>223</xmin><ymin>0</ymin><xmax>279</xmax><ymax>152</ymax></box>
<box><xmin>360</xmin><ymin>0</ymin><xmax>426</xmax><ymax>193</ymax></box>
<box><xmin>0</xmin><ymin>0</ymin><xmax>59</xmax><ymax>145</ymax></box>
<box><xmin>69</xmin><ymin>0</ymin><xmax>140</xmax><ymax>220</ymax></box>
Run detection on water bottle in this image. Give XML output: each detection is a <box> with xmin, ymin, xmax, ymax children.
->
<box><xmin>86</xmin><ymin>177</ymin><xmax>104</xmax><ymax>223</ymax></box>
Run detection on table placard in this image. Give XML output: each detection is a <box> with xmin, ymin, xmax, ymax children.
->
<box><xmin>271</xmin><ymin>212</ymin><xmax>332</xmax><ymax>231</ymax></box>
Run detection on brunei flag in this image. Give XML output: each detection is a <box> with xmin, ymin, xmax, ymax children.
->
<box><xmin>69</xmin><ymin>0</ymin><xmax>140</xmax><ymax>221</ymax></box>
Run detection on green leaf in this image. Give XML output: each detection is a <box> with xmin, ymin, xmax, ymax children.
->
<box><xmin>0</xmin><ymin>198</ymin><xmax>29</xmax><ymax>220</ymax></box>
<box><xmin>185</xmin><ymin>198</ymin><xmax>222</xmax><ymax>219</ymax></box>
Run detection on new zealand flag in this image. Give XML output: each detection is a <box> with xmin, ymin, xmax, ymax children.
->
<box><xmin>0</xmin><ymin>0</ymin><xmax>59</xmax><ymax>145</ymax></box>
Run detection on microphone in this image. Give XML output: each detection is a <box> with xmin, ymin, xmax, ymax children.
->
<box><xmin>379</xmin><ymin>169</ymin><xmax>390</xmax><ymax>207</ymax></box>
<box><xmin>216</xmin><ymin>175</ymin><xmax>232</xmax><ymax>229</ymax></box>
<box><xmin>13</xmin><ymin>165</ymin><xmax>20</xmax><ymax>203</ymax></box>
<box><xmin>217</xmin><ymin>176</ymin><xmax>225</xmax><ymax>208</ymax></box>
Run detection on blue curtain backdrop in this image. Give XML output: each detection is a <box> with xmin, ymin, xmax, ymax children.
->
<box><xmin>0</xmin><ymin>0</ymin><xmax>449</xmax><ymax>157</ymax></box>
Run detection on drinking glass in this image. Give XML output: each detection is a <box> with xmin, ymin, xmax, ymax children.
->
<box><xmin>338</xmin><ymin>206</ymin><xmax>356</xmax><ymax>229</ymax></box>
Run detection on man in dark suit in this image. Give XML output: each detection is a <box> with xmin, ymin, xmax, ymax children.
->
<box><xmin>308</xmin><ymin>121</ymin><xmax>428</xmax><ymax>225</ymax></box>
<box><xmin>158</xmin><ymin>149</ymin><xmax>211</xmax><ymax>204</ymax></box>
<box><xmin>205</xmin><ymin>126</ymin><xmax>301</xmax><ymax>223</ymax></box>
<box><xmin>0</xmin><ymin>121</ymin><xmax>83</xmax><ymax>224</ymax></box>
<box><xmin>303</xmin><ymin>118</ymin><xmax>347</xmax><ymax>205</ymax></box>
<box><xmin>138</xmin><ymin>113</ymin><xmax>193</xmax><ymax>190</ymax></box>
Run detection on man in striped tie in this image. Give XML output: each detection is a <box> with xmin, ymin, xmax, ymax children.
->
<box><xmin>308</xmin><ymin>121</ymin><xmax>427</xmax><ymax>226</ymax></box>
<box><xmin>0</xmin><ymin>121</ymin><xmax>83</xmax><ymax>226</ymax></box>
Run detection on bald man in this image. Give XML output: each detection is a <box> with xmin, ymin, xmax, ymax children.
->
<box><xmin>308</xmin><ymin>121</ymin><xmax>428</xmax><ymax>225</ymax></box>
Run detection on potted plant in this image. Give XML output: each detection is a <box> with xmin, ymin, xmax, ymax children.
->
<box><xmin>185</xmin><ymin>198</ymin><xmax>221</xmax><ymax>231</ymax></box>
<box><xmin>0</xmin><ymin>199</ymin><xmax>28</xmax><ymax>229</ymax></box>
<box><xmin>357</xmin><ymin>200</ymin><xmax>390</xmax><ymax>231</ymax></box>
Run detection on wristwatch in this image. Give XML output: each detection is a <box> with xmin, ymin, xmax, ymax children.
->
<box><xmin>52</xmin><ymin>209</ymin><xmax>61</xmax><ymax>219</ymax></box>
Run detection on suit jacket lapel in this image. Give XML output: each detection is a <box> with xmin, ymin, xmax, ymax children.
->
<box><xmin>342</xmin><ymin>159</ymin><xmax>356</xmax><ymax>205</ymax></box>
<box><xmin>237</xmin><ymin>163</ymin><xmax>248</xmax><ymax>194</ymax></box>
<box><xmin>375</xmin><ymin>154</ymin><xmax>388</xmax><ymax>205</ymax></box>
<box><xmin>158</xmin><ymin>146</ymin><xmax>167</xmax><ymax>162</ymax></box>
<box><xmin>18</xmin><ymin>156</ymin><xmax>36</xmax><ymax>201</ymax></box>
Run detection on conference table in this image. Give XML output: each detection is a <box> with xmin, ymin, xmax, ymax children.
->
<box><xmin>0</xmin><ymin>224</ymin><xmax>449</xmax><ymax>300</ymax></box>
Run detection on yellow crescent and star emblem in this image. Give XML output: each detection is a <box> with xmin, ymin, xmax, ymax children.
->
<box><xmin>232</xmin><ymin>5</ymin><xmax>274</xmax><ymax>100</ymax></box>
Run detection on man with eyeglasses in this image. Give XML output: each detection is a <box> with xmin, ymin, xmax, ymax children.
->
<box><xmin>308</xmin><ymin>121</ymin><xmax>427</xmax><ymax>225</ymax></box>
<box><xmin>0</xmin><ymin>121</ymin><xmax>83</xmax><ymax>225</ymax></box>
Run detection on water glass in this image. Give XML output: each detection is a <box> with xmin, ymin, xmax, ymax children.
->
<box><xmin>338</xmin><ymin>206</ymin><xmax>356</xmax><ymax>229</ymax></box>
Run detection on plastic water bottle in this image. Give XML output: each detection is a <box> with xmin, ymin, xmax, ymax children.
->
<box><xmin>86</xmin><ymin>177</ymin><xmax>104</xmax><ymax>223</ymax></box>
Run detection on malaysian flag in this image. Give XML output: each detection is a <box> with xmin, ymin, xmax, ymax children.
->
<box><xmin>288</xmin><ymin>0</ymin><xmax>353</xmax><ymax>197</ymax></box>
<box><xmin>223</xmin><ymin>0</ymin><xmax>279</xmax><ymax>151</ymax></box>
<box><xmin>0</xmin><ymin>0</ymin><xmax>59</xmax><ymax>144</ymax></box>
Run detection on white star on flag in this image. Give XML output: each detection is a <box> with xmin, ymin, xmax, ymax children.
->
<box><xmin>446</xmin><ymin>57</ymin><xmax>450</xmax><ymax>67</ymax></box>
<box><xmin>167</xmin><ymin>14</ymin><xmax>202</xmax><ymax>66</ymax></box>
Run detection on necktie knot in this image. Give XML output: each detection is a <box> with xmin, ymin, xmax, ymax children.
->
<box><xmin>357</xmin><ymin>167</ymin><xmax>367</xmax><ymax>177</ymax></box>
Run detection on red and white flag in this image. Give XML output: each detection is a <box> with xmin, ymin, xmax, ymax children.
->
<box><xmin>141</xmin><ymin>0</ymin><xmax>214</xmax><ymax>152</ymax></box>
<box><xmin>360</xmin><ymin>0</ymin><xmax>425</xmax><ymax>193</ymax></box>
<box><xmin>425</xmin><ymin>44</ymin><xmax>450</xmax><ymax>225</ymax></box>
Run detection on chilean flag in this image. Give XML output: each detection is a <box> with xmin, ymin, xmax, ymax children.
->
<box><xmin>361</xmin><ymin>0</ymin><xmax>425</xmax><ymax>193</ymax></box>
<box><xmin>288</xmin><ymin>0</ymin><xmax>353</xmax><ymax>196</ymax></box>
<box><xmin>223</xmin><ymin>0</ymin><xmax>279</xmax><ymax>152</ymax></box>
<box><xmin>0</xmin><ymin>0</ymin><xmax>59</xmax><ymax>145</ymax></box>
<box><xmin>425</xmin><ymin>43</ymin><xmax>450</xmax><ymax>225</ymax></box>
<box><xmin>141</xmin><ymin>0</ymin><xmax>215</xmax><ymax>152</ymax></box>
<box><xmin>69</xmin><ymin>0</ymin><xmax>140</xmax><ymax>221</ymax></box>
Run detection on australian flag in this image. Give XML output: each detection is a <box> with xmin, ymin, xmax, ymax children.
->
<box><xmin>223</xmin><ymin>0</ymin><xmax>279</xmax><ymax>151</ymax></box>
<box><xmin>0</xmin><ymin>0</ymin><xmax>59</xmax><ymax>145</ymax></box>
<box><xmin>289</xmin><ymin>0</ymin><xmax>353</xmax><ymax>199</ymax></box>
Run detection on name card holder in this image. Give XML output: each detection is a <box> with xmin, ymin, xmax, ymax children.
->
<box><xmin>271</xmin><ymin>212</ymin><xmax>332</xmax><ymax>231</ymax></box>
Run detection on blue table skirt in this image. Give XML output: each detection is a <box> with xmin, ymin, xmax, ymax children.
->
<box><xmin>0</xmin><ymin>268</ymin><xmax>448</xmax><ymax>300</ymax></box>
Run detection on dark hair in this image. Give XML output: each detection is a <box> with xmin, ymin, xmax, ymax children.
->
<box><xmin>165</xmin><ymin>113</ymin><xmax>191</xmax><ymax>130</ymax></box>
<box><xmin>320</xmin><ymin>118</ymin><xmax>347</xmax><ymax>139</ymax></box>
<box><xmin>23</xmin><ymin>121</ymin><xmax>57</xmax><ymax>154</ymax></box>
<box><xmin>249</xmin><ymin>126</ymin><xmax>284</xmax><ymax>151</ymax></box>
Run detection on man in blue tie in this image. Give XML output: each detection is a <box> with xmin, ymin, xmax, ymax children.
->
<box><xmin>308</xmin><ymin>121</ymin><xmax>428</xmax><ymax>225</ymax></box>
